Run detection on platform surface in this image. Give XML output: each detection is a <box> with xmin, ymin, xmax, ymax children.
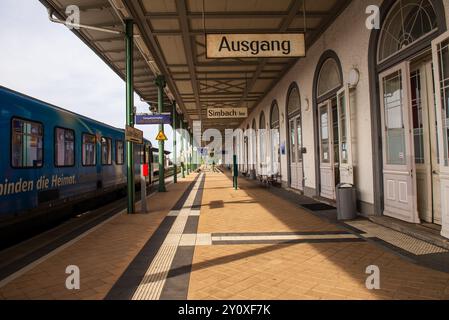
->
<box><xmin>1</xmin><ymin>170</ymin><xmax>449</xmax><ymax>300</ymax></box>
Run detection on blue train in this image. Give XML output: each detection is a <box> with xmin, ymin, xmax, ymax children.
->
<box><xmin>0</xmin><ymin>86</ymin><xmax>167</xmax><ymax>243</ymax></box>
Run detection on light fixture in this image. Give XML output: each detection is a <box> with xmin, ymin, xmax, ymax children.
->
<box><xmin>304</xmin><ymin>98</ymin><xmax>310</xmax><ymax>112</ymax></box>
<box><xmin>348</xmin><ymin>68</ymin><xmax>360</xmax><ymax>88</ymax></box>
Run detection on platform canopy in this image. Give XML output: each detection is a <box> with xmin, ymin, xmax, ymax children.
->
<box><xmin>40</xmin><ymin>0</ymin><xmax>351</xmax><ymax>132</ymax></box>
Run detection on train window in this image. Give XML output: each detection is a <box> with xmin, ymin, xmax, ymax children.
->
<box><xmin>101</xmin><ymin>137</ymin><xmax>112</xmax><ymax>165</ymax></box>
<box><xmin>145</xmin><ymin>145</ymin><xmax>150</xmax><ymax>164</ymax></box>
<box><xmin>82</xmin><ymin>133</ymin><xmax>96</xmax><ymax>166</ymax></box>
<box><xmin>135</xmin><ymin>145</ymin><xmax>144</xmax><ymax>164</ymax></box>
<box><xmin>55</xmin><ymin>127</ymin><xmax>75</xmax><ymax>167</ymax></box>
<box><xmin>116</xmin><ymin>140</ymin><xmax>124</xmax><ymax>165</ymax></box>
<box><xmin>153</xmin><ymin>153</ymin><xmax>158</xmax><ymax>164</ymax></box>
<box><xmin>11</xmin><ymin>118</ymin><xmax>43</xmax><ymax>168</ymax></box>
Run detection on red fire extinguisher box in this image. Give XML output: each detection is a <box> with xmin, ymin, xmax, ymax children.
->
<box><xmin>142</xmin><ymin>164</ymin><xmax>149</xmax><ymax>177</ymax></box>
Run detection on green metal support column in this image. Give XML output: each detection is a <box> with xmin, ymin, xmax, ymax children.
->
<box><xmin>155</xmin><ymin>75</ymin><xmax>167</xmax><ymax>192</ymax></box>
<box><xmin>172</xmin><ymin>101</ymin><xmax>177</xmax><ymax>184</ymax></box>
<box><xmin>125</xmin><ymin>20</ymin><xmax>135</xmax><ymax>214</ymax></box>
<box><xmin>180</xmin><ymin>119</ymin><xmax>185</xmax><ymax>178</ymax></box>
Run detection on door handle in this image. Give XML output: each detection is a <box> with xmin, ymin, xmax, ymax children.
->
<box><xmin>433</xmin><ymin>170</ymin><xmax>438</xmax><ymax>175</ymax></box>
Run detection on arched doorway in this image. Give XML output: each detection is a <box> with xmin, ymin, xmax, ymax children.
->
<box><xmin>369</xmin><ymin>0</ymin><xmax>447</xmax><ymax>226</ymax></box>
<box><xmin>270</xmin><ymin>101</ymin><xmax>281</xmax><ymax>182</ymax></box>
<box><xmin>313</xmin><ymin>51</ymin><xmax>345</xmax><ymax>200</ymax></box>
<box><xmin>259</xmin><ymin>111</ymin><xmax>267</xmax><ymax>176</ymax></box>
<box><xmin>286</xmin><ymin>83</ymin><xmax>304</xmax><ymax>190</ymax></box>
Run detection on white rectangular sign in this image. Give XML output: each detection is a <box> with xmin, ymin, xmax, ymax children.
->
<box><xmin>206</xmin><ymin>33</ymin><xmax>305</xmax><ymax>59</ymax></box>
<box><xmin>207</xmin><ymin>108</ymin><xmax>248</xmax><ymax>119</ymax></box>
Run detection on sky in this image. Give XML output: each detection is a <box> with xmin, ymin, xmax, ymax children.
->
<box><xmin>0</xmin><ymin>0</ymin><xmax>173</xmax><ymax>151</ymax></box>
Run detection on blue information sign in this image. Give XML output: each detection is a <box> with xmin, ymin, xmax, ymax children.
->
<box><xmin>135</xmin><ymin>113</ymin><xmax>172</xmax><ymax>125</ymax></box>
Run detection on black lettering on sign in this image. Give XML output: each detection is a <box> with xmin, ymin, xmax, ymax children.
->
<box><xmin>218</xmin><ymin>36</ymin><xmax>292</xmax><ymax>56</ymax></box>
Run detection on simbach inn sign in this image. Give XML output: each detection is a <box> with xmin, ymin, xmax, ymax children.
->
<box><xmin>206</xmin><ymin>33</ymin><xmax>305</xmax><ymax>59</ymax></box>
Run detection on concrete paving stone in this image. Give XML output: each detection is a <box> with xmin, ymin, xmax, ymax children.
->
<box><xmin>0</xmin><ymin>175</ymin><xmax>197</xmax><ymax>300</ymax></box>
<box><xmin>4</xmin><ymin>171</ymin><xmax>449</xmax><ymax>300</ymax></box>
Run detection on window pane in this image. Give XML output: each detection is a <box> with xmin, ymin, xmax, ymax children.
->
<box><xmin>296</xmin><ymin>118</ymin><xmax>302</xmax><ymax>163</ymax></box>
<box><xmin>410</xmin><ymin>70</ymin><xmax>425</xmax><ymax>164</ymax></box>
<box><xmin>101</xmin><ymin>137</ymin><xmax>112</xmax><ymax>165</ymax></box>
<box><xmin>55</xmin><ymin>128</ymin><xmax>75</xmax><ymax>166</ymax></box>
<box><xmin>82</xmin><ymin>134</ymin><xmax>96</xmax><ymax>166</ymax></box>
<box><xmin>320</xmin><ymin>107</ymin><xmax>330</xmax><ymax>163</ymax></box>
<box><xmin>271</xmin><ymin>128</ymin><xmax>280</xmax><ymax>174</ymax></box>
<box><xmin>318</xmin><ymin>59</ymin><xmax>342</xmax><ymax>97</ymax></box>
<box><xmin>11</xmin><ymin>119</ymin><xmax>43</xmax><ymax>168</ymax></box>
<box><xmin>290</xmin><ymin>120</ymin><xmax>296</xmax><ymax>162</ymax></box>
<box><xmin>145</xmin><ymin>145</ymin><xmax>150</xmax><ymax>164</ymax></box>
<box><xmin>383</xmin><ymin>71</ymin><xmax>406</xmax><ymax>165</ymax></box>
<box><xmin>271</xmin><ymin>104</ymin><xmax>279</xmax><ymax>128</ymax></box>
<box><xmin>287</xmin><ymin>87</ymin><xmax>301</xmax><ymax>116</ymax></box>
<box><xmin>116</xmin><ymin>141</ymin><xmax>124</xmax><ymax>165</ymax></box>
<box><xmin>339</xmin><ymin>93</ymin><xmax>348</xmax><ymax>164</ymax></box>
<box><xmin>440</xmin><ymin>40</ymin><xmax>449</xmax><ymax>166</ymax></box>
<box><xmin>378</xmin><ymin>0</ymin><xmax>438</xmax><ymax>61</ymax></box>
<box><xmin>332</xmin><ymin>99</ymin><xmax>339</xmax><ymax>165</ymax></box>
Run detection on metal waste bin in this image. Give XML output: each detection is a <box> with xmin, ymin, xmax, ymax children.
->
<box><xmin>336</xmin><ymin>183</ymin><xmax>357</xmax><ymax>220</ymax></box>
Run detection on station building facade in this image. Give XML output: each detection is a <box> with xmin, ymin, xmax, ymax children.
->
<box><xmin>238</xmin><ymin>0</ymin><xmax>449</xmax><ymax>238</ymax></box>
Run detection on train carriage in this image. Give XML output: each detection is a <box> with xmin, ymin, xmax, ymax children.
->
<box><xmin>0</xmin><ymin>86</ymin><xmax>168</xmax><ymax>243</ymax></box>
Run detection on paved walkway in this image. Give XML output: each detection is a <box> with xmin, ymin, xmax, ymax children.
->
<box><xmin>0</xmin><ymin>174</ymin><xmax>197</xmax><ymax>300</ymax></box>
<box><xmin>1</xmin><ymin>170</ymin><xmax>449</xmax><ymax>300</ymax></box>
<box><xmin>188</xmin><ymin>172</ymin><xmax>449</xmax><ymax>300</ymax></box>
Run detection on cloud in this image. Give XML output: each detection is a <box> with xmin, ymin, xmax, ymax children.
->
<box><xmin>0</xmin><ymin>0</ymin><xmax>173</xmax><ymax>150</ymax></box>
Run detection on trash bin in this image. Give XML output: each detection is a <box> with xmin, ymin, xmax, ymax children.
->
<box><xmin>336</xmin><ymin>183</ymin><xmax>357</xmax><ymax>220</ymax></box>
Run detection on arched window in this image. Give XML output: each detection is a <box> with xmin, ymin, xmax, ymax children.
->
<box><xmin>378</xmin><ymin>0</ymin><xmax>438</xmax><ymax>62</ymax></box>
<box><xmin>287</xmin><ymin>86</ymin><xmax>301</xmax><ymax>116</ymax></box>
<box><xmin>270</xmin><ymin>102</ymin><xmax>280</xmax><ymax>129</ymax></box>
<box><xmin>259</xmin><ymin>112</ymin><xmax>266</xmax><ymax>130</ymax></box>
<box><xmin>317</xmin><ymin>58</ymin><xmax>342</xmax><ymax>98</ymax></box>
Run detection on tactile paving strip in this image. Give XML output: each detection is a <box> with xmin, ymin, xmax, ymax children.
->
<box><xmin>346</xmin><ymin>220</ymin><xmax>448</xmax><ymax>256</ymax></box>
<box><xmin>131</xmin><ymin>174</ymin><xmax>203</xmax><ymax>300</ymax></box>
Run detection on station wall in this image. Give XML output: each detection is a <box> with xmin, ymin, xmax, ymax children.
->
<box><xmin>241</xmin><ymin>0</ymin><xmax>382</xmax><ymax>212</ymax></box>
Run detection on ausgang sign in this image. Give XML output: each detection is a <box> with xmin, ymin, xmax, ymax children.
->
<box><xmin>206</xmin><ymin>33</ymin><xmax>305</xmax><ymax>59</ymax></box>
<box><xmin>207</xmin><ymin>107</ymin><xmax>248</xmax><ymax>119</ymax></box>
